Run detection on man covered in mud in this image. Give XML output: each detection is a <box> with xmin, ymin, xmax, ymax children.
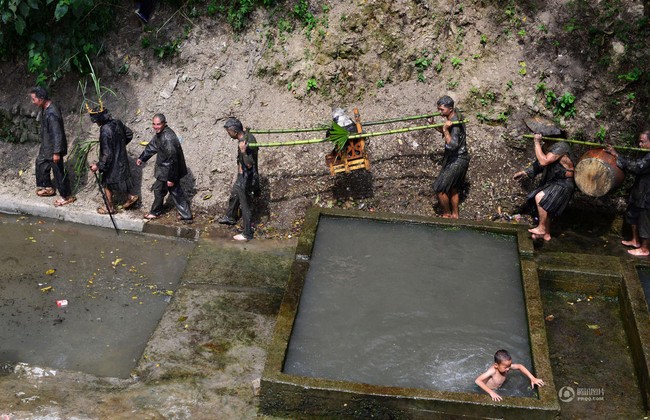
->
<box><xmin>88</xmin><ymin>107</ymin><xmax>139</xmax><ymax>214</ymax></box>
<box><xmin>606</xmin><ymin>130</ymin><xmax>650</xmax><ymax>256</ymax></box>
<box><xmin>432</xmin><ymin>95</ymin><xmax>470</xmax><ymax>218</ymax></box>
<box><xmin>136</xmin><ymin>113</ymin><xmax>192</xmax><ymax>223</ymax></box>
<box><xmin>217</xmin><ymin>117</ymin><xmax>258</xmax><ymax>241</ymax></box>
<box><xmin>514</xmin><ymin>133</ymin><xmax>575</xmax><ymax>241</ymax></box>
<box><xmin>30</xmin><ymin>87</ymin><xmax>76</xmax><ymax>207</ymax></box>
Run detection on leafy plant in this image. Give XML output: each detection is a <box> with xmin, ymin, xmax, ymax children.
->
<box><xmin>376</xmin><ymin>79</ymin><xmax>385</xmax><ymax>88</ymax></box>
<box><xmin>1</xmin><ymin>0</ymin><xmax>118</xmax><ymax>84</ymax></box>
<box><xmin>517</xmin><ymin>29</ymin><xmax>527</xmax><ymax>38</ymax></box>
<box><xmin>414</xmin><ymin>50</ymin><xmax>433</xmax><ymax>82</ymax></box>
<box><xmin>554</xmin><ymin>92</ymin><xmax>576</xmax><ymax>118</ymax></box>
<box><xmin>306</xmin><ymin>78</ymin><xmax>318</xmax><ymax>92</ymax></box>
<box><xmin>618</xmin><ymin>68</ymin><xmax>642</xmax><ymax>82</ymax></box>
<box><xmin>518</xmin><ymin>61</ymin><xmax>527</xmax><ymax>76</ymax></box>
<box><xmin>538</xmin><ymin>24</ymin><xmax>548</xmax><ymax>33</ymax></box>
<box><xmin>595</xmin><ymin>126</ymin><xmax>607</xmax><ymax>142</ymax></box>
<box><xmin>506</xmin><ymin>80</ymin><xmax>513</xmax><ymax>90</ymax></box>
<box><xmin>451</xmin><ymin>57</ymin><xmax>463</xmax><ymax>69</ymax></box>
<box><xmin>480</xmin><ymin>34</ymin><xmax>488</xmax><ymax>45</ymax></box>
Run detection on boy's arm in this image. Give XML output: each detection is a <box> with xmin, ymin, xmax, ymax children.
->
<box><xmin>511</xmin><ymin>364</ymin><xmax>545</xmax><ymax>388</ymax></box>
<box><xmin>475</xmin><ymin>368</ymin><xmax>503</xmax><ymax>402</ymax></box>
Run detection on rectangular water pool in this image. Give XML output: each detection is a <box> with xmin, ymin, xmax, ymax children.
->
<box><xmin>262</xmin><ymin>208</ymin><xmax>559</xmax><ymax>419</ymax></box>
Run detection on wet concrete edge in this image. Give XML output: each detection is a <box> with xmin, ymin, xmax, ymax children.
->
<box><xmin>0</xmin><ymin>192</ymin><xmax>199</xmax><ymax>241</ymax></box>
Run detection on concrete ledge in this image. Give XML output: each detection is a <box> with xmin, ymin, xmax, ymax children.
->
<box><xmin>0</xmin><ymin>193</ymin><xmax>206</xmax><ymax>241</ymax></box>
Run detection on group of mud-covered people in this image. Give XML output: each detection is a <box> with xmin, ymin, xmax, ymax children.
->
<box><xmin>433</xmin><ymin>95</ymin><xmax>650</xmax><ymax>257</ymax></box>
<box><xmin>29</xmin><ymin>86</ymin><xmax>257</xmax><ymax>241</ymax></box>
<box><xmin>27</xmin><ymin>88</ymin><xmax>650</xmax><ymax>250</ymax></box>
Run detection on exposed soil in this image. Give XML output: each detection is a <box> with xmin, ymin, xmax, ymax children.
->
<box><xmin>1</xmin><ymin>0</ymin><xmax>648</xmax><ymax>238</ymax></box>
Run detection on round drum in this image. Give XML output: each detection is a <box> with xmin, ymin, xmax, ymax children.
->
<box><xmin>574</xmin><ymin>148</ymin><xmax>625</xmax><ymax>197</ymax></box>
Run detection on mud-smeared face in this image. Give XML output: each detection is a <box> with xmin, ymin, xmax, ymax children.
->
<box><xmin>30</xmin><ymin>93</ymin><xmax>44</xmax><ymax>108</ymax></box>
<box><xmin>639</xmin><ymin>133</ymin><xmax>650</xmax><ymax>149</ymax></box>
<box><xmin>437</xmin><ymin>104</ymin><xmax>453</xmax><ymax>117</ymax></box>
<box><xmin>153</xmin><ymin>117</ymin><xmax>166</xmax><ymax>134</ymax></box>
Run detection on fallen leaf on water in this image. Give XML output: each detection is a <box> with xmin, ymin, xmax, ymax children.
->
<box><xmin>545</xmin><ymin>314</ymin><xmax>555</xmax><ymax>321</ymax></box>
<box><xmin>587</xmin><ymin>324</ymin><xmax>600</xmax><ymax>329</ymax></box>
<box><xmin>40</xmin><ymin>286</ymin><xmax>52</xmax><ymax>292</ymax></box>
<box><xmin>164</xmin><ymin>290</ymin><xmax>174</xmax><ymax>296</ymax></box>
<box><xmin>111</xmin><ymin>258</ymin><xmax>123</xmax><ymax>268</ymax></box>
<box><xmin>45</xmin><ymin>269</ymin><xmax>56</xmax><ymax>275</ymax></box>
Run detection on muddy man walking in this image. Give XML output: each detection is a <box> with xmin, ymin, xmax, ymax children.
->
<box><xmin>30</xmin><ymin>87</ymin><xmax>75</xmax><ymax>207</ymax></box>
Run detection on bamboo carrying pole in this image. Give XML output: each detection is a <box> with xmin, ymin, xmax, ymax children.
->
<box><xmin>523</xmin><ymin>134</ymin><xmax>648</xmax><ymax>153</ymax></box>
<box><xmin>248</xmin><ymin>120</ymin><xmax>468</xmax><ymax>148</ymax></box>
<box><xmin>248</xmin><ymin>113</ymin><xmax>443</xmax><ymax>134</ymax></box>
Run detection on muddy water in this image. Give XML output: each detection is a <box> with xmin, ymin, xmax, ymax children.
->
<box><xmin>284</xmin><ymin>216</ymin><xmax>534</xmax><ymax>396</ymax></box>
<box><xmin>0</xmin><ymin>213</ymin><xmax>195</xmax><ymax>378</ymax></box>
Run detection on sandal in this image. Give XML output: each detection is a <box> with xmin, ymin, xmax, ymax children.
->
<box><xmin>54</xmin><ymin>196</ymin><xmax>76</xmax><ymax>207</ymax></box>
<box><xmin>122</xmin><ymin>195</ymin><xmax>139</xmax><ymax>210</ymax></box>
<box><xmin>36</xmin><ymin>187</ymin><xmax>56</xmax><ymax>197</ymax></box>
<box><xmin>97</xmin><ymin>206</ymin><xmax>117</xmax><ymax>215</ymax></box>
<box><xmin>143</xmin><ymin>213</ymin><xmax>160</xmax><ymax>220</ymax></box>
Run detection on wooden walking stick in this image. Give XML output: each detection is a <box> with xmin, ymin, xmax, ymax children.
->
<box><xmin>93</xmin><ymin>171</ymin><xmax>119</xmax><ymax>235</ymax></box>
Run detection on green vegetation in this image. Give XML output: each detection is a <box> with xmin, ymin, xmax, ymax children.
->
<box><xmin>555</xmin><ymin>92</ymin><xmax>577</xmax><ymax>118</ymax></box>
<box><xmin>595</xmin><ymin>126</ymin><xmax>607</xmax><ymax>142</ymax></box>
<box><xmin>306</xmin><ymin>77</ymin><xmax>318</xmax><ymax>92</ymax></box>
<box><xmin>518</xmin><ymin>61</ymin><xmax>527</xmax><ymax>76</ymax></box>
<box><xmin>414</xmin><ymin>50</ymin><xmax>433</xmax><ymax>82</ymax></box>
<box><xmin>618</xmin><ymin>68</ymin><xmax>642</xmax><ymax>82</ymax></box>
<box><xmin>480</xmin><ymin>34</ymin><xmax>488</xmax><ymax>45</ymax></box>
<box><xmin>450</xmin><ymin>57</ymin><xmax>463</xmax><ymax>69</ymax></box>
<box><xmin>1</xmin><ymin>0</ymin><xmax>118</xmax><ymax>85</ymax></box>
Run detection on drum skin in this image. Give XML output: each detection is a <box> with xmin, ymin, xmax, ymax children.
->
<box><xmin>574</xmin><ymin>148</ymin><xmax>625</xmax><ymax>197</ymax></box>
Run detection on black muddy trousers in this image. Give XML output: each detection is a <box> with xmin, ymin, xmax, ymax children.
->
<box><xmin>149</xmin><ymin>179</ymin><xmax>192</xmax><ymax>220</ymax></box>
<box><xmin>36</xmin><ymin>156</ymin><xmax>72</xmax><ymax>198</ymax></box>
<box><xmin>226</xmin><ymin>174</ymin><xmax>253</xmax><ymax>239</ymax></box>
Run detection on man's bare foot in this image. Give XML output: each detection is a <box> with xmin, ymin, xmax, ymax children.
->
<box><xmin>451</xmin><ymin>214</ymin><xmax>459</xmax><ymax>219</ymax></box>
<box><xmin>628</xmin><ymin>248</ymin><xmax>650</xmax><ymax>256</ymax></box>
<box><xmin>532</xmin><ymin>233</ymin><xmax>551</xmax><ymax>241</ymax></box>
<box><xmin>622</xmin><ymin>239</ymin><xmax>641</xmax><ymax>248</ymax></box>
<box><xmin>528</xmin><ymin>227</ymin><xmax>544</xmax><ymax>235</ymax></box>
<box><xmin>441</xmin><ymin>214</ymin><xmax>453</xmax><ymax>218</ymax></box>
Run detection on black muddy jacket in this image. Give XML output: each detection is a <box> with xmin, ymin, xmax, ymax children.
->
<box><xmin>97</xmin><ymin>119</ymin><xmax>134</xmax><ymax>185</ymax></box>
<box><xmin>37</xmin><ymin>102</ymin><xmax>67</xmax><ymax>159</ymax></box>
<box><xmin>138</xmin><ymin>126</ymin><xmax>188</xmax><ymax>183</ymax></box>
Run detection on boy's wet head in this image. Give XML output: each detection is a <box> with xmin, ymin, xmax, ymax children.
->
<box><xmin>494</xmin><ymin>349</ymin><xmax>512</xmax><ymax>373</ymax></box>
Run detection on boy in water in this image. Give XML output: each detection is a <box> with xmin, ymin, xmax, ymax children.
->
<box><xmin>475</xmin><ymin>349</ymin><xmax>545</xmax><ymax>401</ymax></box>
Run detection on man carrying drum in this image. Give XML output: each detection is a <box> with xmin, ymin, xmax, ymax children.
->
<box><xmin>606</xmin><ymin>130</ymin><xmax>650</xmax><ymax>256</ymax></box>
<box><xmin>514</xmin><ymin>133</ymin><xmax>575</xmax><ymax>241</ymax></box>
